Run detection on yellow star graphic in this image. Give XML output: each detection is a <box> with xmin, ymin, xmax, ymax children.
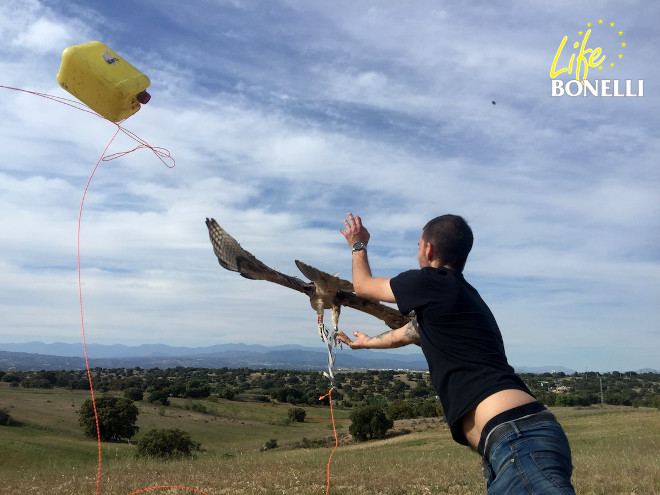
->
<box><xmin>618</xmin><ymin>31</ymin><xmax>623</xmax><ymax>35</ymax></box>
<box><xmin>578</xmin><ymin>31</ymin><xmax>583</xmax><ymax>35</ymax></box>
<box><xmin>610</xmin><ymin>22</ymin><xmax>615</xmax><ymax>27</ymax></box>
<box><xmin>622</xmin><ymin>42</ymin><xmax>626</xmax><ymax>47</ymax></box>
<box><xmin>619</xmin><ymin>54</ymin><xmax>623</xmax><ymax>59</ymax></box>
<box><xmin>598</xmin><ymin>65</ymin><xmax>603</xmax><ymax>70</ymax></box>
<box><xmin>587</xmin><ymin>22</ymin><xmax>592</xmax><ymax>27</ymax></box>
<box><xmin>610</xmin><ymin>62</ymin><xmax>615</xmax><ymax>67</ymax></box>
<box><xmin>598</xmin><ymin>19</ymin><xmax>603</xmax><ymax>24</ymax></box>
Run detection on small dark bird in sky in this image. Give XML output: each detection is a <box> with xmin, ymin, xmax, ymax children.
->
<box><xmin>492</xmin><ymin>100</ymin><xmax>496</xmax><ymax>105</ymax></box>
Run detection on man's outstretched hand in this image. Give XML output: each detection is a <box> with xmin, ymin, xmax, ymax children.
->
<box><xmin>341</xmin><ymin>212</ymin><xmax>370</xmax><ymax>248</ymax></box>
<box><xmin>336</xmin><ymin>330</ymin><xmax>373</xmax><ymax>349</ymax></box>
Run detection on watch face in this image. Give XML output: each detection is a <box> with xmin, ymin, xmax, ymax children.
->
<box><xmin>352</xmin><ymin>242</ymin><xmax>366</xmax><ymax>251</ymax></box>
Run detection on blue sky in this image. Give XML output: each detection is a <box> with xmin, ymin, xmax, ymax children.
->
<box><xmin>0</xmin><ymin>0</ymin><xmax>658</xmax><ymax>372</ymax></box>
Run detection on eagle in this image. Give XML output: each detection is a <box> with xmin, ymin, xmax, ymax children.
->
<box><xmin>205</xmin><ymin>218</ymin><xmax>410</xmax><ymax>340</ymax></box>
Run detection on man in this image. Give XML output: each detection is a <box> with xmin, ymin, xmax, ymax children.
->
<box><xmin>337</xmin><ymin>212</ymin><xmax>575</xmax><ymax>494</ymax></box>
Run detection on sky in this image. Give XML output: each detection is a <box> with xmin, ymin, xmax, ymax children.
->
<box><xmin>0</xmin><ymin>0</ymin><xmax>658</xmax><ymax>372</ymax></box>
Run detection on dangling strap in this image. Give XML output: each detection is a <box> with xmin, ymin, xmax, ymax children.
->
<box><xmin>318</xmin><ymin>315</ymin><xmax>338</xmax><ymax>390</ymax></box>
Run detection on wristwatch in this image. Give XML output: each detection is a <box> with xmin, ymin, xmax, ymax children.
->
<box><xmin>352</xmin><ymin>242</ymin><xmax>367</xmax><ymax>252</ymax></box>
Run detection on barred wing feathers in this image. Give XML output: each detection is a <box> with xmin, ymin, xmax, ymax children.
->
<box><xmin>205</xmin><ymin>217</ymin><xmax>410</xmax><ymax>329</ymax></box>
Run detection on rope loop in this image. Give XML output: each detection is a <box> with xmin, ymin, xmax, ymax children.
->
<box><xmin>0</xmin><ymin>84</ymin><xmax>206</xmax><ymax>494</ymax></box>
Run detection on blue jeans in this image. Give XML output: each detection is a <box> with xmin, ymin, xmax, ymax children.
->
<box><xmin>481</xmin><ymin>413</ymin><xmax>575</xmax><ymax>494</ymax></box>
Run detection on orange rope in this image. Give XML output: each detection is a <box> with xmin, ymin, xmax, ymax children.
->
<box><xmin>75</xmin><ymin>114</ymin><xmax>208</xmax><ymax>495</ymax></box>
<box><xmin>0</xmin><ymin>85</ymin><xmax>175</xmax><ymax>168</ymax></box>
<box><xmin>319</xmin><ymin>389</ymin><xmax>339</xmax><ymax>495</ymax></box>
<box><xmin>78</xmin><ymin>125</ymin><xmax>122</xmax><ymax>494</ymax></box>
<box><xmin>1</xmin><ymin>84</ymin><xmax>209</xmax><ymax>495</ymax></box>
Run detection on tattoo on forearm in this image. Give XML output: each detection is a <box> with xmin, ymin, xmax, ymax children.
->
<box><xmin>404</xmin><ymin>319</ymin><xmax>420</xmax><ymax>340</ymax></box>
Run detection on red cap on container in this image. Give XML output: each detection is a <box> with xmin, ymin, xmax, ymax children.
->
<box><xmin>136</xmin><ymin>91</ymin><xmax>151</xmax><ymax>104</ymax></box>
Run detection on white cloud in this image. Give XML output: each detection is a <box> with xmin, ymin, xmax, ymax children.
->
<box><xmin>0</xmin><ymin>0</ymin><xmax>657</xmax><ymax>371</ymax></box>
<box><xmin>13</xmin><ymin>17</ymin><xmax>72</xmax><ymax>52</ymax></box>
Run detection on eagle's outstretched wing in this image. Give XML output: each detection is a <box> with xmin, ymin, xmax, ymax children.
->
<box><xmin>205</xmin><ymin>218</ymin><xmax>313</xmax><ymax>295</ymax></box>
<box><xmin>205</xmin><ymin>218</ymin><xmax>411</xmax><ymax>329</ymax></box>
<box><xmin>333</xmin><ymin>291</ymin><xmax>410</xmax><ymax>329</ymax></box>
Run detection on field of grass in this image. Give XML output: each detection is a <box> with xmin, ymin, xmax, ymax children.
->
<box><xmin>1</xmin><ymin>382</ymin><xmax>658</xmax><ymax>494</ymax></box>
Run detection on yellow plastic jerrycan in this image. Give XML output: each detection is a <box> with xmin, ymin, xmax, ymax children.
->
<box><xmin>56</xmin><ymin>41</ymin><xmax>151</xmax><ymax>122</ymax></box>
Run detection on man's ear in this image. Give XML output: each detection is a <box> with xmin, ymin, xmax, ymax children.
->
<box><xmin>425</xmin><ymin>242</ymin><xmax>435</xmax><ymax>262</ymax></box>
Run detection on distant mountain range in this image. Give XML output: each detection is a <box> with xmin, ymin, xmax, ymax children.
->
<box><xmin>0</xmin><ymin>341</ymin><xmax>432</xmax><ymax>372</ymax></box>
<box><xmin>0</xmin><ymin>341</ymin><xmax>598</xmax><ymax>374</ymax></box>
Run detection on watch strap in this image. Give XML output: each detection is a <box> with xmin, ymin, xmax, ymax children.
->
<box><xmin>352</xmin><ymin>242</ymin><xmax>367</xmax><ymax>252</ymax></box>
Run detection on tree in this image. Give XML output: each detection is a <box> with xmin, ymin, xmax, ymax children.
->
<box><xmin>415</xmin><ymin>398</ymin><xmax>441</xmax><ymax>418</ymax></box>
<box><xmin>217</xmin><ymin>387</ymin><xmax>236</xmax><ymax>400</ymax></box>
<box><xmin>20</xmin><ymin>376</ymin><xmax>52</xmax><ymax>389</ymax></box>
<box><xmin>136</xmin><ymin>428</ymin><xmax>200</xmax><ymax>459</ymax></box>
<box><xmin>147</xmin><ymin>389</ymin><xmax>170</xmax><ymax>406</ymax></box>
<box><xmin>272</xmin><ymin>386</ymin><xmax>303</xmax><ymax>404</ymax></box>
<box><xmin>0</xmin><ymin>408</ymin><xmax>17</xmax><ymax>426</ymax></box>
<box><xmin>349</xmin><ymin>405</ymin><xmax>393</xmax><ymax>441</ymax></box>
<box><xmin>653</xmin><ymin>395</ymin><xmax>660</xmax><ymax>410</ymax></box>
<box><xmin>1</xmin><ymin>373</ymin><xmax>20</xmax><ymax>384</ymax></box>
<box><xmin>79</xmin><ymin>396</ymin><xmax>139</xmax><ymax>441</ymax></box>
<box><xmin>386</xmin><ymin>400</ymin><xmax>415</xmax><ymax>420</ymax></box>
<box><xmin>124</xmin><ymin>387</ymin><xmax>144</xmax><ymax>402</ymax></box>
<box><xmin>262</xmin><ymin>438</ymin><xmax>278</xmax><ymax>450</ymax></box>
<box><xmin>185</xmin><ymin>379</ymin><xmax>211</xmax><ymax>399</ymax></box>
<box><xmin>408</xmin><ymin>380</ymin><xmax>433</xmax><ymax>398</ymax></box>
<box><xmin>288</xmin><ymin>407</ymin><xmax>306</xmax><ymax>423</ymax></box>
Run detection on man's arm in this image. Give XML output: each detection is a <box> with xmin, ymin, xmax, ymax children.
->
<box><xmin>341</xmin><ymin>213</ymin><xmax>396</xmax><ymax>303</ymax></box>
<box><xmin>336</xmin><ymin>319</ymin><xmax>420</xmax><ymax>349</ymax></box>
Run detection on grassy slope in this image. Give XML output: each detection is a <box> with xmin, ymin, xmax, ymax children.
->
<box><xmin>1</xmin><ymin>383</ymin><xmax>658</xmax><ymax>494</ymax></box>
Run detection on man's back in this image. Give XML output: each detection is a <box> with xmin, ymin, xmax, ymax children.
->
<box><xmin>390</xmin><ymin>266</ymin><xmax>533</xmax><ymax>446</ymax></box>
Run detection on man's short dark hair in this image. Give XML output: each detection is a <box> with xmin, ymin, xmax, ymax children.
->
<box><xmin>422</xmin><ymin>215</ymin><xmax>473</xmax><ymax>272</ymax></box>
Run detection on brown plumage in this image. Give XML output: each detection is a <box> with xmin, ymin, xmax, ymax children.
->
<box><xmin>205</xmin><ymin>218</ymin><xmax>410</xmax><ymax>337</ymax></box>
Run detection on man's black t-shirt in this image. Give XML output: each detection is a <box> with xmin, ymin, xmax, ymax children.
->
<box><xmin>390</xmin><ymin>267</ymin><xmax>533</xmax><ymax>445</ymax></box>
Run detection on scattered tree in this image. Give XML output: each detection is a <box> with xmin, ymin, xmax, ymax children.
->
<box><xmin>262</xmin><ymin>438</ymin><xmax>278</xmax><ymax>450</ymax></box>
<box><xmin>415</xmin><ymin>398</ymin><xmax>441</xmax><ymax>418</ymax></box>
<box><xmin>0</xmin><ymin>408</ymin><xmax>17</xmax><ymax>426</ymax></box>
<box><xmin>653</xmin><ymin>395</ymin><xmax>660</xmax><ymax>410</ymax></box>
<box><xmin>288</xmin><ymin>407</ymin><xmax>306</xmax><ymax>423</ymax></box>
<box><xmin>216</xmin><ymin>387</ymin><xmax>236</xmax><ymax>400</ymax></box>
<box><xmin>147</xmin><ymin>389</ymin><xmax>170</xmax><ymax>406</ymax></box>
<box><xmin>185</xmin><ymin>379</ymin><xmax>211</xmax><ymax>399</ymax></box>
<box><xmin>136</xmin><ymin>427</ymin><xmax>200</xmax><ymax>459</ymax></box>
<box><xmin>349</xmin><ymin>405</ymin><xmax>393</xmax><ymax>441</ymax></box>
<box><xmin>20</xmin><ymin>376</ymin><xmax>53</xmax><ymax>389</ymax></box>
<box><xmin>386</xmin><ymin>400</ymin><xmax>415</xmax><ymax>420</ymax></box>
<box><xmin>124</xmin><ymin>387</ymin><xmax>144</xmax><ymax>402</ymax></box>
<box><xmin>78</xmin><ymin>396</ymin><xmax>139</xmax><ymax>441</ymax></box>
